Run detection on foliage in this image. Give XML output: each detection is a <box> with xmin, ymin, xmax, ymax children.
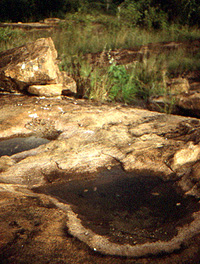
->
<box><xmin>153</xmin><ymin>0</ymin><xmax>200</xmax><ymax>26</ymax></box>
<box><xmin>0</xmin><ymin>0</ymin><xmax>66</xmax><ymax>22</ymax></box>
<box><xmin>0</xmin><ymin>0</ymin><xmax>199</xmax><ymax>27</ymax></box>
<box><xmin>0</xmin><ymin>7</ymin><xmax>199</xmax><ymax>112</ymax></box>
<box><xmin>107</xmin><ymin>63</ymin><xmax>136</xmax><ymax>102</ymax></box>
<box><xmin>0</xmin><ymin>28</ymin><xmax>26</xmax><ymax>51</ymax></box>
<box><xmin>0</xmin><ymin>28</ymin><xmax>19</xmax><ymax>42</ymax></box>
<box><xmin>119</xmin><ymin>0</ymin><xmax>168</xmax><ymax>29</ymax></box>
<box><xmin>65</xmin><ymin>54</ymin><xmax>167</xmax><ymax>104</ymax></box>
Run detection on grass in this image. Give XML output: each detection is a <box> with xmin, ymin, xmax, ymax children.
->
<box><xmin>167</xmin><ymin>49</ymin><xmax>200</xmax><ymax>76</ymax></box>
<box><xmin>1</xmin><ymin>14</ymin><xmax>200</xmax><ymax>54</ymax></box>
<box><xmin>0</xmin><ymin>27</ymin><xmax>50</xmax><ymax>52</ymax></box>
<box><xmin>0</xmin><ymin>12</ymin><xmax>200</xmax><ymax>111</ymax></box>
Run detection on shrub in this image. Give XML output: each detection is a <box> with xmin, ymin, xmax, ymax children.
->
<box><xmin>119</xmin><ymin>2</ymin><xmax>142</xmax><ymax>26</ymax></box>
<box><xmin>119</xmin><ymin>0</ymin><xmax>168</xmax><ymax>29</ymax></box>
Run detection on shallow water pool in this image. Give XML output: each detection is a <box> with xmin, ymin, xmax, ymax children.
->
<box><xmin>34</xmin><ymin>166</ymin><xmax>200</xmax><ymax>246</ymax></box>
<box><xmin>0</xmin><ymin>136</ymin><xmax>49</xmax><ymax>156</ymax></box>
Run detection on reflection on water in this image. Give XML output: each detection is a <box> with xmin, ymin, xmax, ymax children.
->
<box><xmin>34</xmin><ymin>166</ymin><xmax>200</xmax><ymax>245</ymax></box>
<box><xmin>0</xmin><ymin>136</ymin><xmax>49</xmax><ymax>156</ymax></box>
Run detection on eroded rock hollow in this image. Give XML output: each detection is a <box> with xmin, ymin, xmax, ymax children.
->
<box><xmin>1</xmin><ymin>93</ymin><xmax>200</xmax><ymax>263</ymax></box>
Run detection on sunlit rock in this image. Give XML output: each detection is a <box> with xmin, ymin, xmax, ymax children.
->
<box><xmin>28</xmin><ymin>84</ymin><xmax>63</xmax><ymax>97</ymax></box>
<box><xmin>0</xmin><ymin>38</ymin><xmax>76</xmax><ymax>96</ymax></box>
<box><xmin>1</xmin><ymin>94</ymin><xmax>200</xmax><ymax>262</ymax></box>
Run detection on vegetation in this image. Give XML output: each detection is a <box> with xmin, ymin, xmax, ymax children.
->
<box><xmin>55</xmin><ymin>14</ymin><xmax>200</xmax><ymax>106</ymax></box>
<box><xmin>0</xmin><ymin>0</ymin><xmax>199</xmax><ymax>112</ymax></box>
<box><xmin>0</xmin><ymin>0</ymin><xmax>199</xmax><ymax>26</ymax></box>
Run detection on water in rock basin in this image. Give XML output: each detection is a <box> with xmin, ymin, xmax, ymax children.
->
<box><xmin>0</xmin><ymin>136</ymin><xmax>49</xmax><ymax>156</ymax></box>
<box><xmin>34</xmin><ymin>166</ymin><xmax>200</xmax><ymax>246</ymax></box>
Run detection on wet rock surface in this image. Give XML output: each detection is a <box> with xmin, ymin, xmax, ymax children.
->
<box><xmin>0</xmin><ymin>136</ymin><xmax>49</xmax><ymax>157</ymax></box>
<box><xmin>1</xmin><ymin>94</ymin><xmax>200</xmax><ymax>262</ymax></box>
<box><xmin>34</xmin><ymin>167</ymin><xmax>200</xmax><ymax>246</ymax></box>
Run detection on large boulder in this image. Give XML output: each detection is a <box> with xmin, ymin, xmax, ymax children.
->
<box><xmin>0</xmin><ymin>38</ymin><xmax>76</xmax><ymax>96</ymax></box>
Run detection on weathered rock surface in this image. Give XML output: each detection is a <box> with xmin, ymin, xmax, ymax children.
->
<box><xmin>1</xmin><ymin>184</ymin><xmax>199</xmax><ymax>264</ymax></box>
<box><xmin>149</xmin><ymin>79</ymin><xmax>200</xmax><ymax>118</ymax></box>
<box><xmin>149</xmin><ymin>91</ymin><xmax>200</xmax><ymax>118</ymax></box>
<box><xmin>1</xmin><ymin>94</ymin><xmax>200</xmax><ymax>263</ymax></box>
<box><xmin>177</xmin><ymin>91</ymin><xmax>200</xmax><ymax>117</ymax></box>
<box><xmin>0</xmin><ymin>38</ymin><xmax>76</xmax><ymax>96</ymax></box>
<box><xmin>28</xmin><ymin>83</ymin><xmax>63</xmax><ymax>97</ymax></box>
<box><xmin>167</xmin><ymin>77</ymin><xmax>189</xmax><ymax>94</ymax></box>
<box><xmin>0</xmin><ymin>21</ymin><xmax>59</xmax><ymax>30</ymax></box>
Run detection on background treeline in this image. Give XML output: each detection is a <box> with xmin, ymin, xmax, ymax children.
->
<box><xmin>0</xmin><ymin>0</ymin><xmax>123</xmax><ymax>22</ymax></box>
<box><xmin>0</xmin><ymin>0</ymin><xmax>199</xmax><ymax>27</ymax></box>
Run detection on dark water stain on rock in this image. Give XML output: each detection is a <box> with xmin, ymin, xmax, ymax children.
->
<box><xmin>0</xmin><ymin>136</ymin><xmax>49</xmax><ymax>156</ymax></box>
<box><xmin>34</xmin><ymin>166</ymin><xmax>200</xmax><ymax>248</ymax></box>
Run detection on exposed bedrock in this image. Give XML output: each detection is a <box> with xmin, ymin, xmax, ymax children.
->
<box><xmin>1</xmin><ymin>94</ymin><xmax>200</xmax><ymax>262</ymax></box>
